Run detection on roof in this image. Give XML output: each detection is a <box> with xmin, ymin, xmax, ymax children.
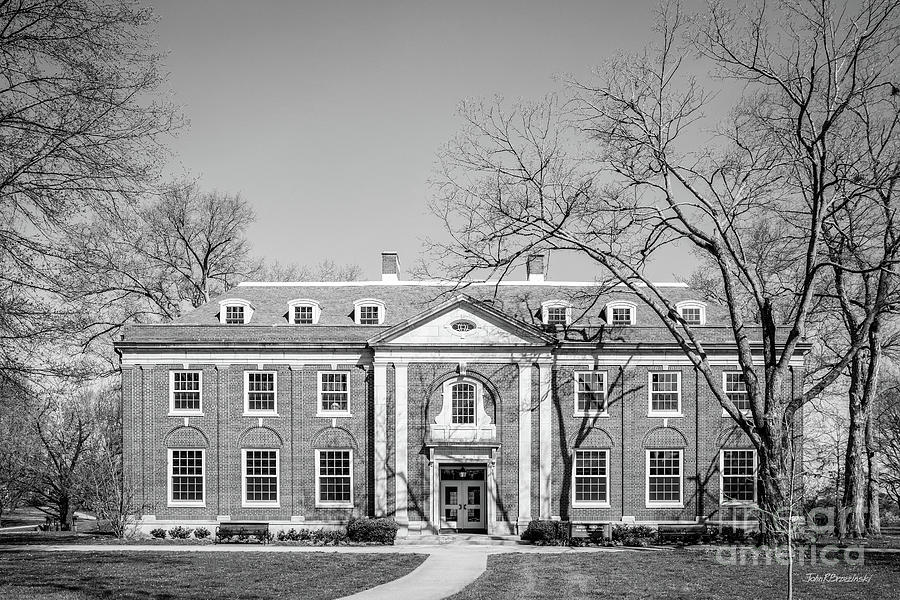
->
<box><xmin>115</xmin><ymin>280</ymin><xmax>793</xmax><ymax>349</ymax></box>
<box><xmin>172</xmin><ymin>280</ymin><xmax>719</xmax><ymax>328</ymax></box>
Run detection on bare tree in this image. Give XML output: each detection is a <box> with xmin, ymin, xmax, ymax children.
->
<box><xmin>426</xmin><ymin>0</ymin><xmax>900</xmax><ymax>541</ymax></box>
<box><xmin>0</xmin><ymin>0</ymin><xmax>180</xmax><ymax>381</ymax></box>
<box><xmin>27</xmin><ymin>389</ymin><xmax>95</xmax><ymax>530</ymax></box>
<box><xmin>0</xmin><ymin>375</ymin><xmax>37</xmax><ymax>523</ymax></box>
<box><xmin>875</xmin><ymin>375</ymin><xmax>900</xmax><ymax>516</ymax></box>
<box><xmin>255</xmin><ymin>259</ymin><xmax>363</xmax><ymax>282</ymax></box>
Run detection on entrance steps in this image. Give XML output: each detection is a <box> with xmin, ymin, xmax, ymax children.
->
<box><xmin>398</xmin><ymin>533</ymin><xmax>529</xmax><ymax>546</ymax></box>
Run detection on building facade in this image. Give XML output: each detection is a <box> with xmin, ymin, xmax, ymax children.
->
<box><xmin>115</xmin><ymin>252</ymin><xmax>805</xmax><ymax>536</ymax></box>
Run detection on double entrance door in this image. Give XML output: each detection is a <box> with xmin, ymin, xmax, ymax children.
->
<box><xmin>439</xmin><ymin>465</ymin><xmax>486</xmax><ymax>532</ymax></box>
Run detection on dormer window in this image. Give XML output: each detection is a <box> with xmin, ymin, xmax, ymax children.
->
<box><xmin>541</xmin><ymin>300</ymin><xmax>571</xmax><ymax>327</ymax></box>
<box><xmin>226</xmin><ymin>306</ymin><xmax>244</xmax><ymax>324</ymax></box>
<box><xmin>353</xmin><ymin>299</ymin><xmax>385</xmax><ymax>325</ymax></box>
<box><xmin>218</xmin><ymin>298</ymin><xmax>253</xmax><ymax>324</ymax></box>
<box><xmin>605</xmin><ymin>301</ymin><xmax>636</xmax><ymax>326</ymax></box>
<box><xmin>287</xmin><ymin>299</ymin><xmax>320</xmax><ymax>324</ymax></box>
<box><xmin>675</xmin><ymin>301</ymin><xmax>706</xmax><ymax>326</ymax></box>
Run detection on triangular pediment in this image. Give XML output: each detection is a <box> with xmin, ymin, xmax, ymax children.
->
<box><xmin>368</xmin><ymin>295</ymin><xmax>553</xmax><ymax>347</ymax></box>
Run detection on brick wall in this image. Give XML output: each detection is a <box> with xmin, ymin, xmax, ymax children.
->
<box><xmin>123</xmin><ymin>356</ymin><xmax>797</xmax><ymax>529</ymax></box>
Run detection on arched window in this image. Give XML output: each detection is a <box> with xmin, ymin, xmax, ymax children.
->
<box><xmin>430</xmin><ymin>377</ymin><xmax>496</xmax><ymax>442</ymax></box>
<box><xmin>451</xmin><ymin>383</ymin><xmax>476</xmax><ymax>424</ymax></box>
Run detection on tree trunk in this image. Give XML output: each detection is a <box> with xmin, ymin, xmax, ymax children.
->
<box><xmin>842</xmin><ymin>356</ymin><xmax>867</xmax><ymax>538</ymax></box>
<box><xmin>865</xmin><ymin>413</ymin><xmax>881</xmax><ymax>536</ymax></box>
<box><xmin>842</xmin><ymin>413</ymin><xmax>867</xmax><ymax>537</ymax></box>
<box><xmin>757</xmin><ymin>435</ymin><xmax>790</xmax><ymax>544</ymax></box>
<box><xmin>59</xmin><ymin>495</ymin><xmax>73</xmax><ymax>531</ymax></box>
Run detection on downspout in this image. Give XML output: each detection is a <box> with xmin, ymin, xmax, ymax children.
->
<box><xmin>620</xmin><ymin>365</ymin><xmax>626</xmax><ymax>517</ymax></box>
<box><xmin>695</xmin><ymin>365</ymin><xmax>701</xmax><ymax>520</ymax></box>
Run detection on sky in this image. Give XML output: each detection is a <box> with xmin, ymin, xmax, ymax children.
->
<box><xmin>148</xmin><ymin>0</ymin><xmax>701</xmax><ymax>281</ymax></box>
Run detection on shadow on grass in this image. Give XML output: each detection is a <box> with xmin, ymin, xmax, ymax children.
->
<box><xmin>0</xmin><ymin>550</ymin><xmax>426</xmax><ymax>600</ymax></box>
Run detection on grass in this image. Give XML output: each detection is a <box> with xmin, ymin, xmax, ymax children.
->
<box><xmin>0</xmin><ymin>550</ymin><xmax>426</xmax><ymax>600</ymax></box>
<box><xmin>448</xmin><ymin>548</ymin><xmax>900</xmax><ymax>600</ymax></box>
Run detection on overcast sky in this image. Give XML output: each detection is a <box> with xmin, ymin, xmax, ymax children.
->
<box><xmin>149</xmin><ymin>0</ymin><xmax>701</xmax><ymax>281</ymax></box>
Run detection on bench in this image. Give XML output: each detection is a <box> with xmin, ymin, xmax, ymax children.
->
<box><xmin>657</xmin><ymin>524</ymin><xmax>705</xmax><ymax>544</ymax></box>
<box><xmin>214</xmin><ymin>521</ymin><xmax>270</xmax><ymax>543</ymax></box>
<box><xmin>570</xmin><ymin>522</ymin><xmax>611</xmax><ymax>541</ymax></box>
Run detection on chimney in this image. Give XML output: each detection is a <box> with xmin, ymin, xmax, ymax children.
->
<box><xmin>526</xmin><ymin>253</ymin><xmax>546</xmax><ymax>283</ymax></box>
<box><xmin>381</xmin><ymin>251</ymin><xmax>400</xmax><ymax>282</ymax></box>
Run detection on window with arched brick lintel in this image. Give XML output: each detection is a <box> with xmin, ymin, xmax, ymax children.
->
<box><xmin>310</xmin><ymin>426</ymin><xmax>359</xmax><ymax>451</ymax></box>
<box><xmin>238</xmin><ymin>426</ymin><xmax>283</xmax><ymax>448</ymax></box>
<box><xmin>569</xmin><ymin>426</ymin><xmax>615</xmax><ymax>449</ymax></box>
<box><xmin>164</xmin><ymin>426</ymin><xmax>209</xmax><ymax>448</ymax></box>
<box><xmin>642</xmin><ymin>426</ymin><xmax>687</xmax><ymax>448</ymax></box>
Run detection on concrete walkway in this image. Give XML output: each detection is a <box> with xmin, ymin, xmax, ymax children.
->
<box><xmin>337</xmin><ymin>547</ymin><xmax>488</xmax><ymax>600</ymax></box>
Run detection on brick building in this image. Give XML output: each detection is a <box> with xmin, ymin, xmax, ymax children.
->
<box><xmin>115</xmin><ymin>252</ymin><xmax>806</xmax><ymax>536</ymax></box>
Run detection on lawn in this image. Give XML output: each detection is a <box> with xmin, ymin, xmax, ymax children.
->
<box><xmin>0</xmin><ymin>550</ymin><xmax>426</xmax><ymax>600</ymax></box>
<box><xmin>448</xmin><ymin>548</ymin><xmax>900</xmax><ymax>600</ymax></box>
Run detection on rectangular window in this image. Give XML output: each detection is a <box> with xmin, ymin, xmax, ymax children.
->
<box><xmin>723</xmin><ymin>372</ymin><xmax>751</xmax><ymax>413</ymax></box>
<box><xmin>573</xmin><ymin>449</ymin><xmax>609</xmax><ymax>506</ymax></box>
<box><xmin>243</xmin><ymin>449</ymin><xmax>279</xmax><ymax>506</ymax></box>
<box><xmin>169</xmin><ymin>449</ymin><xmax>204</xmax><ymax>506</ymax></box>
<box><xmin>358</xmin><ymin>305</ymin><xmax>380</xmax><ymax>325</ymax></box>
<box><xmin>319</xmin><ymin>372</ymin><xmax>349</xmax><ymax>415</ymax></box>
<box><xmin>225</xmin><ymin>305</ymin><xmax>245</xmax><ymax>324</ymax></box>
<box><xmin>649</xmin><ymin>372</ymin><xmax>681</xmax><ymax>415</ymax></box>
<box><xmin>647</xmin><ymin>449</ymin><xmax>682</xmax><ymax>506</ymax></box>
<box><xmin>611</xmin><ymin>307</ymin><xmax>632</xmax><ymax>326</ymax></box>
<box><xmin>721</xmin><ymin>449</ymin><xmax>756</xmax><ymax>504</ymax></box>
<box><xmin>245</xmin><ymin>371</ymin><xmax>277</xmax><ymax>414</ymax></box>
<box><xmin>546</xmin><ymin>306</ymin><xmax>568</xmax><ymax>326</ymax></box>
<box><xmin>574</xmin><ymin>371</ymin><xmax>607</xmax><ymax>415</ymax></box>
<box><xmin>316</xmin><ymin>449</ymin><xmax>353</xmax><ymax>507</ymax></box>
<box><xmin>294</xmin><ymin>305</ymin><xmax>314</xmax><ymax>324</ymax></box>
<box><xmin>680</xmin><ymin>307</ymin><xmax>702</xmax><ymax>325</ymax></box>
<box><xmin>612</xmin><ymin>306</ymin><xmax>631</xmax><ymax>326</ymax></box>
<box><xmin>170</xmin><ymin>371</ymin><xmax>202</xmax><ymax>414</ymax></box>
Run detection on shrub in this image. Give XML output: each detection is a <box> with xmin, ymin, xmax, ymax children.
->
<box><xmin>520</xmin><ymin>520</ymin><xmax>570</xmax><ymax>545</ymax></box>
<box><xmin>274</xmin><ymin>527</ymin><xmax>346</xmax><ymax>545</ymax></box>
<box><xmin>168</xmin><ymin>526</ymin><xmax>193</xmax><ymax>539</ymax></box>
<box><xmin>347</xmin><ymin>517</ymin><xmax>399</xmax><ymax>545</ymax></box>
<box><xmin>193</xmin><ymin>527</ymin><xmax>210</xmax><ymax>539</ymax></box>
<box><xmin>257</xmin><ymin>531</ymin><xmax>274</xmax><ymax>543</ymax></box>
<box><xmin>149</xmin><ymin>528</ymin><xmax>167</xmax><ymax>539</ymax></box>
<box><xmin>612</xmin><ymin>524</ymin><xmax>656</xmax><ymax>547</ymax></box>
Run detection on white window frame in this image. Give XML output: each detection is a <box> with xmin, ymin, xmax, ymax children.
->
<box><xmin>573</xmin><ymin>370</ymin><xmax>608</xmax><ymax>417</ymax></box>
<box><xmin>449</xmin><ymin>381</ymin><xmax>477</xmax><ymax>425</ymax></box>
<box><xmin>645</xmin><ymin>448</ymin><xmax>684</xmax><ymax>508</ymax></box>
<box><xmin>241</xmin><ymin>448</ymin><xmax>280</xmax><ymax>508</ymax></box>
<box><xmin>168</xmin><ymin>448</ymin><xmax>206</xmax><ymax>507</ymax></box>
<box><xmin>605</xmin><ymin>301</ymin><xmax>637</xmax><ymax>326</ymax></box>
<box><xmin>287</xmin><ymin>298</ymin><xmax>320</xmax><ymax>324</ymax></box>
<box><xmin>317</xmin><ymin>371</ymin><xmax>351</xmax><ymax>417</ymax></box>
<box><xmin>647</xmin><ymin>371</ymin><xmax>682</xmax><ymax>417</ymax></box>
<box><xmin>722</xmin><ymin>371</ymin><xmax>752</xmax><ymax>417</ymax></box>
<box><xmin>720</xmin><ymin>449</ymin><xmax>757</xmax><ymax>506</ymax></box>
<box><xmin>572</xmin><ymin>448</ymin><xmax>611</xmax><ymax>508</ymax></box>
<box><xmin>675</xmin><ymin>300</ymin><xmax>707</xmax><ymax>326</ymax></box>
<box><xmin>315</xmin><ymin>448</ymin><xmax>354</xmax><ymax>508</ymax></box>
<box><xmin>168</xmin><ymin>370</ymin><xmax>203</xmax><ymax>416</ymax></box>
<box><xmin>218</xmin><ymin>298</ymin><xmax>254</xmax><ymax>324</ymax></box>
<box><xmin>353</xmin><ymin>298</ymin><xmax>385</xmax><ymax>325</ymax></box>
<box><xmin>244</xmin><ymin>371</ymin><xmax>278</xmax><ymax>416</ymax></box>
<box><xmin>541</xmin><ymin>300</ymin><xmax>572</xmax><ymax>327</ymax></box>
